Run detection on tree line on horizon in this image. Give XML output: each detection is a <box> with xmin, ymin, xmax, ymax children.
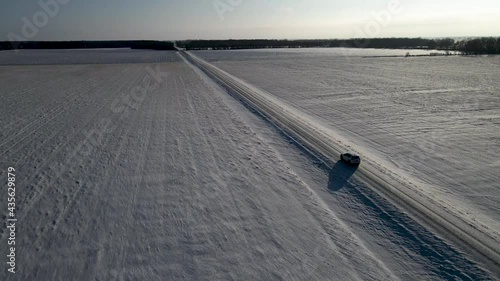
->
<box><xmin>176</xmin><ymin>37</ymin><xmax>500</xmax><ymax>55</ymax></box>
<box><xmin>1</xmin><ymin>38</ymin><xmax>499</xmax><ymax>55</ymax></box>
<box><xmin>0</xmin><ymin>40</ymin><xmax>176</xmax><ymax>51</ymax></box>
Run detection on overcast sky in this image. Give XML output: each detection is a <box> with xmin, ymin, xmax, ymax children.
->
<box><xmin>1</xmin><ymin>0</ymin><xmax>499</xmax><ymax>41</ymax></box>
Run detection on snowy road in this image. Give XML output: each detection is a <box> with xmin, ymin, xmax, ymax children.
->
<box><xmin>182</xmin><ymin>50</ymin><xmax>500</xmax><ymax>275</ymax></box>
<box><xmin>193</xmin><ymin>48</ymin><xmax>500</xmax><ymax>238</ymax></box>
<box><xmin>0</xmin><ymin>50</ymin><xmax>496</xmax><ymax>280</ymax></box>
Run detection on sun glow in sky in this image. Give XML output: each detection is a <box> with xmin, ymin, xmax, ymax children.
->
<box><xmin>1</xmin><ymin>0</ymin><xmax>499</xmax><ymax>41</ymax></box>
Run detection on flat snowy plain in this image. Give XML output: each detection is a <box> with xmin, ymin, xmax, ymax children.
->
<box><xmin>0</xmin><ymin>48</ymin><xmax>497</xmax><ymax>280</ymax></box>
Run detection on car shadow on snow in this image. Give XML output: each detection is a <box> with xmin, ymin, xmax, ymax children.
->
<box><xmin>324</xmin><ymin>160</ymin><xmax>491</xmax><ymax>279</ymax></box>
<box><xmin>327</xmin><ymin>161</ymin><xmax>358</xmax><ymax>192</ymax></box>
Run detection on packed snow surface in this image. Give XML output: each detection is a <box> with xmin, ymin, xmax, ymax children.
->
<box><xmin>0</xmin><ymin>49</ymin><xmax>496</xmax><ymax>280</ymax></box>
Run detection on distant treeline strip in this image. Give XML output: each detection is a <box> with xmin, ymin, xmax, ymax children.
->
<box><xmin>0</xmin><ymin>40</ymin><xmax>175</xmax><ymax>51</ymax></box>
<box><xmin>177</xmin><ymin>37</ymin><xmax>500</xmax><ymax>55</ymax></box>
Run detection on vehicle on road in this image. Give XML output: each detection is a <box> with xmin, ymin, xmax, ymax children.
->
<box><xmin>340</xmin><ymin>152</ymin><xmax>361</xmax><ymax>165</ymax></box>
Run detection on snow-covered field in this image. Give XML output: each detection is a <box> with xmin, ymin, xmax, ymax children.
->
<box><xmin>194</xmin><ymin>48</ymin><xmax>500</xmax><ymax>242</ymax></box>
<box><xmin>0</xmin><ymin>49</ymin><xmax>178</xmax><ymax>65</ymax></box>
<box><xmin>0</xmin><ymin>49</ymin><xmax>497</xmax><ymax>280</ymax></box>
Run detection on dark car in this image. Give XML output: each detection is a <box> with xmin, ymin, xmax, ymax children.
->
<box><xmin>340</xmin><ymin>152</ymin><xmax>361</xmax><ymax>165</ymax></box>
